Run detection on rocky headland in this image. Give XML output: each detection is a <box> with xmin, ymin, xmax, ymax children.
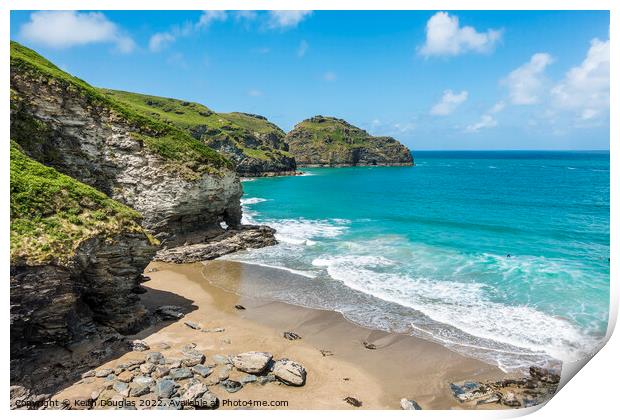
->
<box><xmin>100</xmin><ymin>90</ymin><xmax>297</xmax><ymax>177</ymax></box>
<box><xmin>285</xmin><ymin>115</ymin><xmax>413</xmax><ymax>167</ymax></box>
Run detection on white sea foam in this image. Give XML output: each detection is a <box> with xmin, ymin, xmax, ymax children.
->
<box><xmin>310</xmin><ymin>253</ymin><xmax>602</xmax><ymax>365</ymax></box>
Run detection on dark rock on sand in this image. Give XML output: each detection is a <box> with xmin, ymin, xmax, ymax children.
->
<box><xmin>220</xmin><ymin>379</ymin><xmax>243</xmax><ymax>393</ymax></box>
<box><xmin>344</xmin><ymin>397</ymin><xmax>363</xmax><ymax>407</ymax></box>
<box><xmin>362</xmin><ymin>341</ymin><xmax>377</xmax><ymax>350</ymax></box>
<box><xmin>234</xmin><ymin>305</ymin><xmax>246</xmax><ymax>310</ymax></box>
<box><xmin>530</xmin><ymin>366</ymin><xmax>560</xmax><ymax>384</ymax></box>
<box><xmin>155</xmin><ymin>306</ymin><xmax>185</xmax><ymax>320</ymax></box>
<box><xmin>130</xmin><ymin>340</ymin><xmax>150</xmax><ymax>352</ymax></box>
<box><xmin>155</xmin><ymin>379</ymin><xmax>178</xmax><ymax>399</ymax></box>
<box><xmin>400</xmin><ymin>398</ymin><xmax>422</xmax><ymax>410</ymax></box>
<box><xmin>283</xmin><ymin>332</ymin><xmax>302</xmax><ymax>340</ymax></box>
<box><xmin>192</xmin><ymin>365</ymin><xmax>213</xmax><ymax>378</ymax></box>
<box><xmin>184</xmin><ymin>321</ymin><xmax>201</xmax><ymax>330</ymax></box>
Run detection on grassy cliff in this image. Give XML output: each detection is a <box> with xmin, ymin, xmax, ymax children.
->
<box><xmin>100</xmin><ymin>89</ymin><xmax>295</xmax><ymax>175</ymax></box>
<box><xmin>285</xmin><ymin>115</ymin><xmax>413</xmax><ymax>166</ymax></box>
<box><xmin>10</xmin><ymin>41</ymin><xmax>231</xmax><ymax>177</ymax></box>
<box><xmin>10</xmin><ymin>141</ymin><xmax>155</xmax><ymax>265</ymax></box>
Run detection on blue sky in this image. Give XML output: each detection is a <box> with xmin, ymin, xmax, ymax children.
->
<box><xmin>10</xmin><ymin>10</ymin><xmax>610</xmax><ymax>150</ymax></box>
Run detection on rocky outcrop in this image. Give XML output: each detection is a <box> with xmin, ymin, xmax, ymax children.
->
<box><xmin>10</xmin><ymin>142</ymin><xmax>158</xmax><ymax>397</ymax></box>
<box><xmin>10</xmin><ymin>42</ymin><xmax>242</xmax><ymax>245</ymax></box>
<box><xmin>449</xmin><ymin>366</ymin><xmax>560</xmax><ymax>408</ymax></box>
<box><xmin>285</xmin><ymin>115</ymin><xmax>413</xmax><ymax>167</ymax></box>
<box><xmin>100</xmin><ymin>90</ymin><xmax>297</xmax><ymax>177</ymax></box>
<box><xmin>154</xmin><ymin>225</ymin><xmax>277</xmax><ymax>263</ymax></box>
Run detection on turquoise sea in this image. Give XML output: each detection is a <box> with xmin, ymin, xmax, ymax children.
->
<box><xmin>224</xmin><ymin>151</ymin><xmax>610</xmax><ymax>371</ymax></box>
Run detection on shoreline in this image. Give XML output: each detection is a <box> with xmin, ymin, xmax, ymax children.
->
<box><xmin>52</xmin><ymin>259</ymin><xmax>523</xmax><ymax>409</ymax></box>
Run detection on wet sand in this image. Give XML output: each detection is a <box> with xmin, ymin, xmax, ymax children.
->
<box><xmin>54</xmin><ymin>260</ymin><xmax>512</xmax><ymax>409</ymax></box>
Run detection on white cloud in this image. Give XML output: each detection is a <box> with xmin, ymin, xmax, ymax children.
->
<box><xmin>268</xmin><ymin>11</ymin><xmax>312</xmax><ymax>29</ymax></box>
<box><xmin>235</xmin><ymin>11</ymin><xmax>258</xmax><ymax>21</ymax></box>
<box><xmin>323</xmin><ymin>71</ymin><xmax>337</xmax><ymax>81</ymax></box>
<box><xmin>248</xmin><ymin>89</ymin><xmax>263</xmax><ymax>97</ymax></box>
<box><xmin>430</xmin><ymin>90</ymin><xmax>469</xmax><ymax>116</ymax></box>
<box><xmin>489</xmin><ymin>100</ymin><xmax>506</xmax><ymax>114</ymax></box>
<box><xmin>19</xmin><ymin>11</ymin><xmax>135</xmax><ymax>53</ymax></box>
<box><xmin>420</xmin><ymin>12</ymin><xmax>502</xmax><ymax>57</ymax></box>
<box><xmin>197</xmin><ymin>10</ymin><xmax>227</xmax><ymax>28</ymax></box>
<box><xmin>551</xmin><ymin>38</ymin><xmax>609</xmax><ymax>121</ymax></box>
<box><xmin>149</xmin><ymin>32</ymin><xmax>176</xmax><ymax>52</ymax></box>
<box><xmin>504</xmin><ymin>53</ymin><xmax>553</xmax><ymax>105</ymax></box>
<box><xmin>466</xmin><ymin>114</ymin><xmax>498</xmax><ymax>133</ymax></box>
<box><xmin>297</xmin><ymin>40</ymin><xmax>309</xmax><ymax>57</ymax></box>
<box><xmin>149</xmin><ymin>11</ymin><xmax>226</xmax><ymax>52</ymax></box>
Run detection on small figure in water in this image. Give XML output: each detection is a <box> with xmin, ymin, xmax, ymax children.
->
<box><xmin>506</xmin><ymin>254</ymin><xmax>512</xmax><ymax>258</ymax></box>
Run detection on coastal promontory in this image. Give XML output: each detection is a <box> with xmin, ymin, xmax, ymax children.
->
<box><xmin>285</xmin><ymin>115</ymin><xmax>413</xmax><ymax>167</ymax></box>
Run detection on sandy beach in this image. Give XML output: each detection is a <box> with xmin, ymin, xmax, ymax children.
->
<box><xmin>52</xmin><ymin>260</ymin><xmax>518</xmax><ymax>410</ymax></box>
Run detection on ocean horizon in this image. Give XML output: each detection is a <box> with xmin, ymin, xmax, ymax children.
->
<box><xmin>226</xmin><ymin>150</ymin><xmax>610</xmax><ymax>372</ymax></box>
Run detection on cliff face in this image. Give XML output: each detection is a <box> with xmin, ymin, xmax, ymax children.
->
<box><xmin>285</xmin><ymin>115</ymin><xmax>414</xmax><ymax>167</ymax></box>
<box><xmin>10</xmin><ymin>42</ymin><xmax>242</xmax><ymax>245</ymax></box>
<box><xmin>10</xmin><ymin>142</ymin><xmax>157</xmax><ymax>391</ymax></box>
<box><xmin>100</xmin><ymin>90</ymin><xmax>297</xmax><ymax>177</ymax></box>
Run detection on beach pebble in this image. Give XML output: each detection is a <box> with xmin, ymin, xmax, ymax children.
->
<box><xmin>133</xmin><ymin>375</ymin><xmax>155</xmax><ymax>387</ymax></box>
<box><xmin>477</xmin><ymin>394</ymin><xmax>501</xmax><ymax>405</ymax></box>
<box><xmin>130</xmin><ymin>340</ymin><xmax>150</xmax><ymax>352</ymax></box>
<box><xmin>256</xmin><ymin>374</ymin><xmax>276</xmax><ymax>385</ymax></box>
<box><xmin>233</xmin><ymin>351</ymin><xmax>273</xmax><ymax>374</ymax></box>
<box><xmin>155</xmin><ymin>305</ymin><xmax>185</xmax><ymax>320</ymax></box>
<box><xmin>170</xmin><ymin>367</ymin><xmax>193</xmax><ymax>380</ymax></box>
<box><xmin>181</xmin><ymin>383</ymin><xmax>208</xmax><ymax>401</ymax></box>
<box><xmin>158</xmin><ymin>342</ymin><xmax>171</xmax><ymax>350</ymax></box>
<box><xmin>154</xmin><ymin>379</ymin><xmax>178</xmax><ymax>399</ymax></box>
<box><xmin>400</xmin><ymin>398</ymin><xmax>422</xmax><ymax>410</ymax></box>
<box><xmin>105</xmin><ymin>374</ymin><xmax>116</xmax><ymax>381</ymax></box>
<box><xmin>117</xmin><ymin>359</ymin><xmax>143</xmax><ymax>370</ymax></box>
<box><xmin>95</xmin><ymin>368</ymin><xmax>113</xmax><ymax>378</ymax></box>
<box><xmin>113</xmin><ymin>381</ymin><xmax>130</xmax><ymax>397</ymax></box>
<box><xmin>192</xmin><ymin>365</ymin><xmax>213</xmax><ymax>378</ymax></box>
<box><xmin>529</xmin><ymin>366</ymin><xmax>560</xmax><ymax>384</ymax></box>
<box><xmin>152</xmin><ymin>366</ymin><xmax>171</xmax><ymax>379</ymax></box>
<box><xmin>234</xmin><ymin>304</ymin><xmax>246</xmax><ymax>310</ymax></box>
<box><xmin>362</xmin><ymin>341</ymin><xmax>377</xmax><ymax>350</ymax></box>
<box><xmin>140</xmin><ymin>362</ymin><xmax>156</xmax><ymax>374</ymax></box>
<box><xmin>213</xmin><ymin>354</ymin><xmax>232</xmax><ymax>365</ymax></box>
<box><xmin>184</xmin><ymin>321</ymin><xmax>201</xmax><ymax>330</ymax></box>
<box><xmin>215</xmin><ymin>365</ymin><xmax>232</xmax><ymax>381</ymax></box>
<box><xmin>320</xmin><ymin>350</ymin><xmax>334</xmax><ymax>357</ymax></box>
<box><xmin>501</xmin><ymin>391</ymin><xmax>521</xmax><ymax>407</ymax></box>
<box><xmin>283</xmin><ymin>331</ymin><xmax>302</xmax><ymax>340</ymax></box>
<box><xmin>273</xmin><ymin>359</ymin><xmax>307</xmax><ymax>386</ymax></box>
<box><xmin>168</xmin><ymin>359</ymin><xmax>182</xmax><ymax>369</ymax></box>
<box><xmin>81</xmin><ymin>370</ymin><xmax>96</xmax><ymax>379</ymax></box>
<box><xmin>181</xmin><ymin>352</ymin><xmax>206</xmax><ymax>367</ymax></box>
<box><xmin>129</xmin><ymin>384</ymin><xmax>150</xmax><ymax>397</ymax></box>
<box><xmin>220</xmin><ymin>379</ymin><xmax>243</xmax><ymax>393</ymax></box>
<box><xmin>344</xmin><ymin>397</ymin><xmax>362</xmax><ymax>407</ymax></box>
<box><xmin>240</xmin><ymin>374</ymin><xmax>258</xmax><ymax>384</ymax></box>
<box><xmin>146</xmin><ymin>352</ymin><xmax>166</xmax><ymax>365</ymax></box>
<box><xmin>116</xmin><ymin>371</ymin><xmax>135</xmax><ymax>383</ymax></box>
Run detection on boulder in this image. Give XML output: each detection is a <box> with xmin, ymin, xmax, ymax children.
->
<box><xmin>232</xmin><ymin>351</ymin><xmax>273</xmax><ymax>374</ymax></box>
<box><xmin>192</xmin><ymin>365</ymin><xmax>213</xmax><ymax>378</ymax></box>
<box><xmin>145</xmin><ymin>352</ymin><xmax>165</xmax><ymax>365</ymax></box>
<box><xmin>273</xmin><ymin>359</ymin><xmax>307</xmax><ymax>386</ymax></box>
<box><xmin>154</xmin><ymin>379</ymin><xmax>178</xmax><ymax>399</ymax></box>
<box><xmin>400</xmin><ymin>398</ymin><xmax>422</xmax><ymax>410</ymax></box>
